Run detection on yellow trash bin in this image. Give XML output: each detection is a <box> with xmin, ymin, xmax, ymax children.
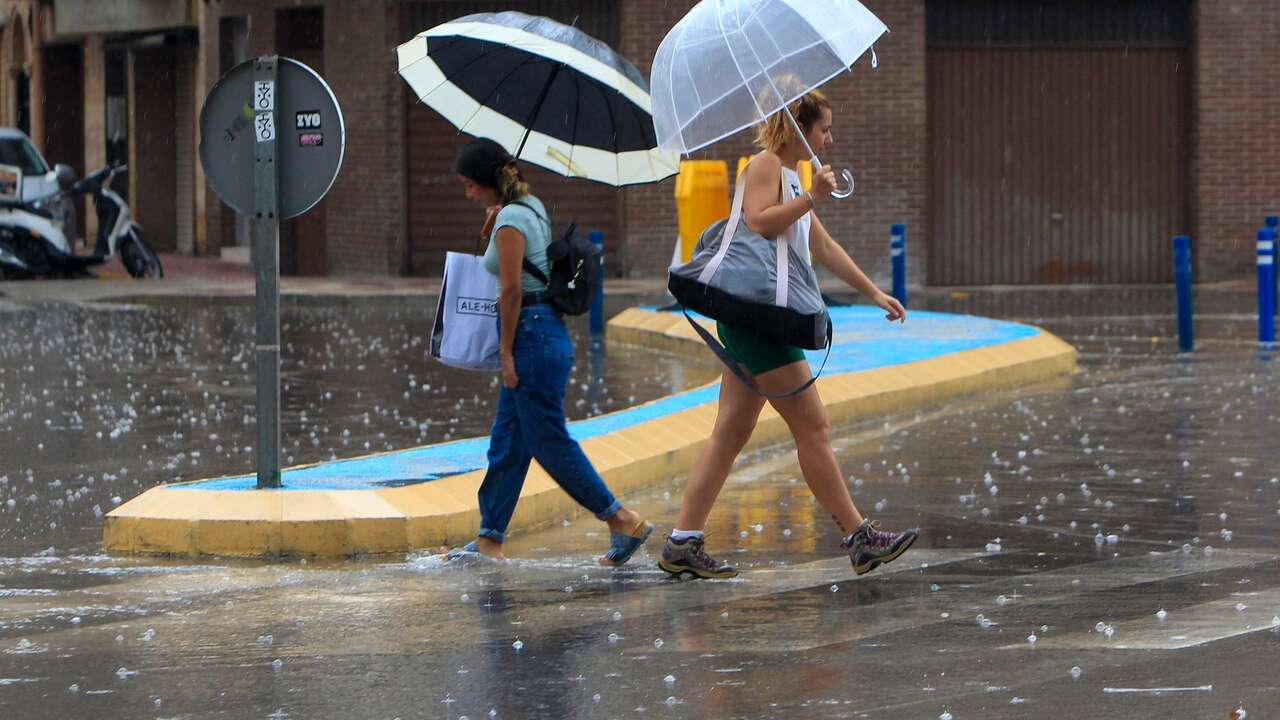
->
<box><xmin>673</xmin><ymin>160</ymin><xmax>729</xmax><ymax>263</ymax></box>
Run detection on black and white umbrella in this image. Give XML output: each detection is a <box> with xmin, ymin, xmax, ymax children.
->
<box><xmin>397</xmin><ymin>11</ymin><xmax>678</xmax><ymax>186</ymax></box>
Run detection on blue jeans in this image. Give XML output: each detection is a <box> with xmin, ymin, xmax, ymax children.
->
<box><xmin>477</xmin><ymin>304</ymin><xmax>621</xmax><ymax>543</ymax></box>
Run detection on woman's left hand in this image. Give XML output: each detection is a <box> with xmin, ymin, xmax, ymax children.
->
<box><xmin>501</xmin><ymin>353</ymin><xmax>519</xmax><ymax>389</ymax></box>
<box><xmin>480</xmin><ymin>205</ymin><xmax>502</xmax><ymax>238</ymax></box>
<box><xmin>875</xmin><ymin>292</ymin><xmax>906</xmax><ymax>323</ymax></box>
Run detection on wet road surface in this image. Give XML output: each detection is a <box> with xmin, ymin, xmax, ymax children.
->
<box><xmin>2</xmin><ymin>289</ymin><xmax>1279</xmax><ymax>719</ymax></box>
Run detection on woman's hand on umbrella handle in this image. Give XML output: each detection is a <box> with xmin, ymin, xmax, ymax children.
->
<box><xmin>830</xmin><ymin>168</ymin><xmax>856</xmax><ymax>199</ymax></box>
<box><xmin>811</xmin><ymin>165</ymin><xmax>837</xmax><ymax>201</ymax></box>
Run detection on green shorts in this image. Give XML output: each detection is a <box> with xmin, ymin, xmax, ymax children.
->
<box><xmin>715</xmin><ymin>322</ymin><xmax>806</xmax><ymax>376</ymax></box>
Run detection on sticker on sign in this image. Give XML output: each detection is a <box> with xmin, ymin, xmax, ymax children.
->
<box><xmin>254</xmin><ymin>81</ymin><xmax>275</xmax><ymax>111</ymax></box>
<box><xmin>255</xmin><ymin>113</ymin><xmax>277</xmax><ymax>142</ymax></box>
<box><xmin>296</xmin><ymin>111</ymin><xmax>322</xmax><ymax>130</ymax></box>
<box><xmin>299</xmin><ymin>132</ymin><xmax>324</xmax><ymax>148</ymax></box>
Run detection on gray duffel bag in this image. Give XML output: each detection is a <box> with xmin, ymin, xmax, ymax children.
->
<box><xmin>668</xmin><ymin>161</ymin><xmax>832</xmax><ymax>397</ymax></box>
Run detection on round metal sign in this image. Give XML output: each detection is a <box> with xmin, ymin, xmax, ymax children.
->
<box><xmin>199</xmin><ymin>56</ymin><xmax>345</xmax><ymax>219</ymax></box>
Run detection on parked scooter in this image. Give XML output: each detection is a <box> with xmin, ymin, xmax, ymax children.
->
<box><xmin>0</xmin><ymin>234</ymin><xmax>28</xmax><ymax>278</ymax></box>
<box><xmin>0</xmin><ymin>163</ymin><xmax>163</xmax><ymax>280</ymax></box>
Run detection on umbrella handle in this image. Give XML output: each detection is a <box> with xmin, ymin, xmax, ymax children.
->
<box><xmin>831</xmin><ymin>168</ymin><xmax>855</xmax><ymax>199</ymax></box>
<box><xmin>810</xmin><ymin>157</ymin><xmax>856</xmax><ymax>200</ymax></box>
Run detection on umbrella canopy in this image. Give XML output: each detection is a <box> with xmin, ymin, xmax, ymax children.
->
<box><xmin>650</xmin><ymin>0</ymin><xmax>886</xmax><ymax>196</ymax></box>
<box><xmin>397</xmin><ymin>11</ymin><xmax>678</xmax><ymax>187</ymax></box>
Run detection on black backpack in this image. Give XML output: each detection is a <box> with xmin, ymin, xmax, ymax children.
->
<box><xmin>511</xmin><ymin>201</ymin><xmax>598</xmax><ymax>316</ymax></box>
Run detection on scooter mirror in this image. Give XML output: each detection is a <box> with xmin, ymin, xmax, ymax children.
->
<box><xmin>54</xmin><ymin>164</ymin><xmax>77</xmax><ymax>188</ymax></box>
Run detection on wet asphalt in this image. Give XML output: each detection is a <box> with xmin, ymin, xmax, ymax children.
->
<box><xmin>1</xmin><ymin>287</ymin><xmax>1278</xmax><ymax>719</ymax></box>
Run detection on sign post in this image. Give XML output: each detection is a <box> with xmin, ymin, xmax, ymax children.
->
<box><xmin>253</xmin><ymin>58</ymin><xmax>282</xmax><ymax>488</ymax></box>
<box><xmin>200</xmin><ymin>56</ymin><xmax>345</xmax><ymax>489</ymax></box>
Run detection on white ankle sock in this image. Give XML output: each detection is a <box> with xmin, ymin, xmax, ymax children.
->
<box><xmin>670</xmin><ymin>529</ymin><xmax>703</xmax><ymax>541</ymax></box>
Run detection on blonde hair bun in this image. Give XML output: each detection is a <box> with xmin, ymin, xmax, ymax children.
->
<box><xmin>754</xmin><ymin>89</ymin><xmax>830</xmax><ymax>153</ymax></box>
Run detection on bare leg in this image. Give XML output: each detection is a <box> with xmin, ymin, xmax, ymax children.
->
<box><xmin>674</xmin><ymin>369</ymin><xmax>767</xmax><ymax>531</ymax></box>
<box><xmin>605</xmin><ymin>507</ymin><xmax>643</xmax><ymax>534</ymax></box>
<box><xmin>757</xmin><ymin>361</ymin><xmax>864</xmax><ymax>535</ymax></box>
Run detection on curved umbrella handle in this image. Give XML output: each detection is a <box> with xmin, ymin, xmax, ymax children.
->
<box><xmin>808</xmin><ymin>152</ymin><xmax>856</xmax><ymax>200</ymax></box>
<box><xmin>830</xmin><ymin>168</ymin><xmax>856</xmax><ymax>199</ymax></box>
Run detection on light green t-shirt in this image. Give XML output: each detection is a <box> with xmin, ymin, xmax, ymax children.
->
<box><xmin>482</xmin><ymin>195</ymin><xmax>551</xmax><ymax>294</ymax></box>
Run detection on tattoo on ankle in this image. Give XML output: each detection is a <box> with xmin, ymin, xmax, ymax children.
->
<box><xmin>833</xmin><ymin>514</ymin><xmax>849</xmax><ymax>533</ymax></box>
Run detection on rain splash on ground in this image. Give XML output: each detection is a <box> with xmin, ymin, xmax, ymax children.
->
<box><xmin>1</xmin><ymin>288</ymin><xmax>1278</xmax><ymax>719</ymax></box>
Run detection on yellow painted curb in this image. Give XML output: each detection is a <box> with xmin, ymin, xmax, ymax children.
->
<box><xmin>105</xmin><ymin>310</ymin><xmax>1077</xmax><ymax>557</ymax></box>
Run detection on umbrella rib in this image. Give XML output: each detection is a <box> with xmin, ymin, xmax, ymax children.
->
<box><xmin>712</xmin><ymin>0</ymin><xmax>768</xmax><ymax>119</ymax></box>
<box><xmin>515</xmin><ymin>62</ymin><xmax>565</xmax><ymax>160</ymax></box>
<box><xmin>630</xmin><ymin>94</ymin><xmax>655</xmax><ymax>184</ymax></box>
<box><xmin>399</xmin><ymin>34</ymin><xmax>491</xmax><ymax>98</ymax></box>
<box><xmin>627</xmin><ymin>86</ymin><xmax>663</xmax><ymax>184</ymax></box>
<box><xmin>666</xmin><ymin>13</ymin><xmax>697</xmax><ymax>152</ymax></box>
<box><xmin>457</xmin><ymin>55</ymin><xmax>551</xmax><ymax>139</ymax></box>
<box><xmin>570</xmin><ymin>69</ymin><xmax>590</xmax><ymax>179</ymax></box>
<box><xmin>601</xmin><ymin>79</ymin><xmax>620</xmax><ymax>181</ymax></box>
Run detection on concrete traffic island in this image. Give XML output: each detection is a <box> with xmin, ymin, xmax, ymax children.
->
<box><xmin>104</xmin><ymin>306</ymin><xmax>1077</xmax><ymax>557</ymax></box>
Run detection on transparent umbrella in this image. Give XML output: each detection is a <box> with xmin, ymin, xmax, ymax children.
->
<box><xmin>650</xmin><ymin>0</ymin><xmax>887</xmax><ymax>198</ymax></box>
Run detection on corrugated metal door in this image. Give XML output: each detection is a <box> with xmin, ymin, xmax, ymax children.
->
<box><xmin>402</xmin><ymin>1</ymin><xmax>622</xmax><ymax>278</ymax></box>
<box><xmin>927</xmin><ymin>0</ymin><xmax>1190</xmax><ymax>285</ymax></box>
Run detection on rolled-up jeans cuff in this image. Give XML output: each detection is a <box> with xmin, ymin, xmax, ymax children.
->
<box><xmin>477</xmin><ymin>528</ymin><xmax>505</xmax><ymax>544</ymax></box>
<box><xmin>594</xmin><ymin>500</ymin><xmax>623</xmax><ymax>522</ymax></box>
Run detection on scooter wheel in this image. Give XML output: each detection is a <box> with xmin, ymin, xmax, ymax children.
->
<box><xmin>121</xmin><ymin>235</ymin><xmax>163</xmax><ymax>279</ymax></box>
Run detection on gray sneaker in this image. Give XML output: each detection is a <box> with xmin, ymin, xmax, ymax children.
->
<box><xmin>658</xmin><ymin>535</ymin><xmax>739</xmax><ymax>579</ymax></box>
<box><xmin>844</xmin><ymin>520</ymin><xmax>918</xmax><ymax>576</ymax></box>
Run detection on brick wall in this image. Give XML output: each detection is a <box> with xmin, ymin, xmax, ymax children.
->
<box><xmin>1193</xmin><ymin>0</ymin><xmax>1280</xmax><ymax>282</ymax></box>
<box><xmin>177</xmin><ymin>0</ymin><xmax>1278</xmax><ymax>283</ymax></box>
<box><xmin>617</xmin><ymin>0</ymin><xmax>696</xmax><ymax>278</ymax></box>
<box><xmin>198</xmin><ymin>0</ymin><xmax>405</xmax><ymax>275</ymax></box>
<box><xmin>618</xmin><ymin>0</ymin><xmax>927</xmax><ymax>286</ymax></box>
<box><xmin>321</xmin><ymin>0</ymin><xmax>407</xmax><ymax>276</ymax></box>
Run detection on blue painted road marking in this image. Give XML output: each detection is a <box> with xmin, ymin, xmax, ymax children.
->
<box><xmin>182</xmin><ymin>306</ymin><xmax>1039</xmax><ymax>491</ymax></box>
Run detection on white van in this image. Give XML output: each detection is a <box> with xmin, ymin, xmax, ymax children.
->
<box><xmin>0</xmin><ymin>127</ymin><xmax>78</xmax><ymax>242</ymax></box>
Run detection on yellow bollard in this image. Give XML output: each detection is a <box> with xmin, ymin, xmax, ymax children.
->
<box><xmin>736</xmin><ymin>156</ymin><xmax>813</xmax><ymax>191</ymax></box>
<box><xmin>673</xmin><ymin>160</ymin><xmax>729</xmax><ymax>263</ymax></box>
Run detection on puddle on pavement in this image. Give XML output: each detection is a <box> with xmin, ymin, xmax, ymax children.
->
<box><xmin>2</xmin><ymin>288</ymin><xmax>1279</xmax><ymax>719</ymax></box>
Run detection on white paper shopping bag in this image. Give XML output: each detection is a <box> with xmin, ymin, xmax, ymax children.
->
<box><xmin>430</xmin><ymin>251</ymin><xmax>501</xmax><ymax>371</ymax></box>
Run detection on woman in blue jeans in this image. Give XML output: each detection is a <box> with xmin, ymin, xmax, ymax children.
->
<box><xmin>446</xmin><ymin>137</ymin><xmax>653</xmax><ymax>564</ymax></box>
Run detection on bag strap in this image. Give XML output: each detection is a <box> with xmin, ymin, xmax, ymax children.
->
<box><xmin>522</xmin><ymin>257</ymin><xmax>550</xmax><ymax>286</ymax></box>
<box><xmin>509</xmin><ymin>199</ymin><xmax>549</xmax><ymax>226</ymax></box>
<box><xmin>776</xmin><ymin>168</ymin><xmax>791</xmax><ymax>307</ymax></box>
<box><xmin>680</xmin><ymin>308</ymin><xmax>832</xmax><ymax>400</ymax></box>
<box><xmin>504</xmin><ymin>200</ymin><xmax>554</xmax><ymax>288</ymax></box>
<box><xmin>695</xmin><ymin>157</ymin><xmax>751</xmax><ymax>285</ymax></box>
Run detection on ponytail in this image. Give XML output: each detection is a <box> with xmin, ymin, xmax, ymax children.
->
<box><xmin>497</xmin><ymin>162</ymin><xmax>530</xmax><ymax>203</ymax></box>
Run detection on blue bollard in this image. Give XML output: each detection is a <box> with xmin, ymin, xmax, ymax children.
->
<box><xmin>1268</xmin><ymin>216</ymin><xmax>1279</xmax><ymax>309</ymax></box>
<box><xmin>1173</xmin><ymin>235</ymin><xmax>1193</xmax><ymax>352</ymax></box>
<box><xmin>890</xmin><ymin>224</ymin><xmax>906</xmax><ymax>308</ymax></box>
<box><xmin>1258</xmin><ymin>228</ymin><xmax>1276</xmax><ymax>345</ymax></box>
<box><xmin>589</xmin><ymin>231</ymin><xmax>605</xmax><ymax>337</ymax></box>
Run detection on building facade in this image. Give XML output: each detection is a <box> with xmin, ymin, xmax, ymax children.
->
<box><xmin>0</xmin><ymin>0</ymin><xmax>1275</xmax><ymax>284</ymax></box>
